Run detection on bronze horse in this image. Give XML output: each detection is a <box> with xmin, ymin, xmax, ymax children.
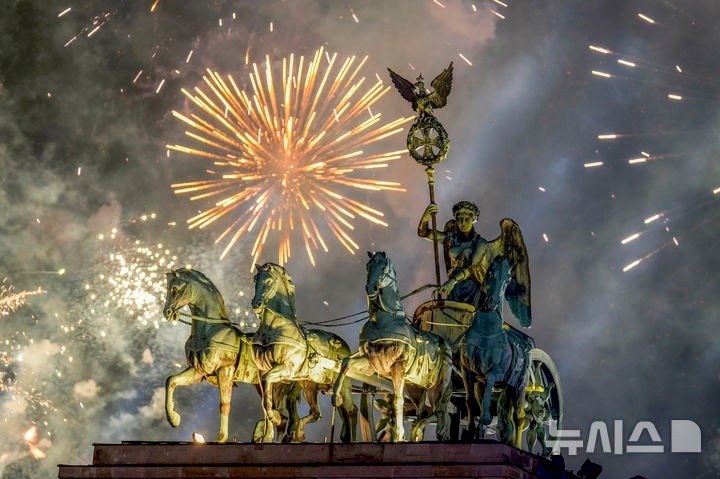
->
<box><xmin>162</xmin><ymin>268</ymin><xmax>300</xmax><ymax>443</ymax></box>
<box><xmin>333</xmin><ymin>252</ymin><xmax>453</xmax><ymax>441</ymax></box>
<box><xmin>459</xmin><ymin>256</ymin><xmax>529</xmax><ymax>445</ymax></box>
<box><xmin>251</xmin><ymin>262</ymin><xmax>357</xmax><ymax>443</ymax></box>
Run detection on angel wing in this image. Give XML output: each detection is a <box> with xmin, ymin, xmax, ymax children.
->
<box><xmin>428</xmin><ymin>62</ymin><xmax>454</xmax><ymax>109</ymax></box>
<box><xmin>387</xmin><ymin>68</ymin><xmax>417</xmax><ymax>109</ymax></box>
<box><xmin>487</xmin><ymin>218</ymin><xmax>532</xmax><ymax>327</ymax></box>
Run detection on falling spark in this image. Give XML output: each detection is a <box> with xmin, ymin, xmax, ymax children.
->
<box><xmin>621</xmin><ymin>233</ymin><xmax>640</xmax><ymax>244</ymax></box>
<box><xmin>617</xmin><ymin>59</ymin><xmax>636</xmax><ymax>67</ymax></box>
<box><xmin>672</xmin><ymin>237</ymin><xmax>679</xmax><ymax>246</ymax></box>
<box><xmin>713</xmin><ymin>187</ymin><xmax>720</xmax><ymax>195</ymax></box>
<box><xmin>644</xmin><ymin>214</ymin><xmax>661</xmax><ymax>224</ymax></box>
<box><xmin>458</xmin><ymin>53</ymin><xmax>472</xmax><ymax>66</ymax></box>
<box><xmin>628</xmin><ymin>157</ymin><xmax>646</xmax><ymax>164</ymax></box>
<box><xmin>133</xmin><ymin>70</ymin><xmax>143</xmax><ymax>83</ymax></box>
<box><xmin>592</xmin><ymin>70</ymin><xmax>612</xmax><ymax>78</ymax></box>
<box><xmin>538</xmin><ymin>186</ymin><xmax>546</xmax><ymax>192</ymax></box>
<box><xmin>641</xmin><ymin>151</ymin><xmax>650</xmax><ymax>157</ymax></box>
<box><xmin>598</xmin><ymin>133</ymin><xmax>618</xmax><ymax>140</ymax></box>
<box><xmin>432</xmin><ymin>0</ymin><xmax>446</xmax><ymax>8</ymax></box>
<box><xmin>675</xmin><ymin>65</ymin><xmax>682</xmax><ymax>73</ymax></box>
<box><xmin>269</xmin><ymin>21</ymin><xmax>273</xmax><ymax>32</ymax></box>
<box><xmin>150</xmin><ymin>0</ymin><xmax>160</xmax><ymax>13</ymax></box>
<box><xmin>667</xmin><ymin>93</ymin><xmax>682</xmax><ymax>101</ymax></box>
<box><xmin>623</xmin><ymin>259</ymin><xmax>642</xmax><ymax>272</ymax></box>
<box><xmin>185</xmin><ymin>50</ymin><xmax>194</xmax><ymax>64</ymax></box>
<box><xmin>589</xmin><ymin>45</ymin><xmax>611</xmax><ymax>54</ymax></box>
<box><xmin>155</xmin><ymin>79</ymin><xmax>166</xmax><ymax>94</ymax></box>
<box><xmin>638</xmin><ymin>13</ymin><xmax>655</xmax><ymax>24</ymax></box>
<box><xmin>472</xmin><ymin>4</ymin><xmax>477</xmax><ymax>12</ymax></box>
<box><xmin>350</xmin><ymin>9</ymin><xmax>359</xmax><ymax>23</ymax></box>
<box><xmin>168</xmin><ymin>48</ymin><xmax>411</xmax><ymax>266</ymax></box>
<box><xmin>86</xmin><ymin>25</ymin><xmax>101</xmax><ymax>38</ymax></box>
<box><xmin>490</xmin><ymin>10</ymin><xmax>505</xmax><ymax>20</ymax></box>
<box><xmin>492</xmin><ymin>0</ymin><xmax>508</xmax><ymax>6</ymax></box>
<box><xmin>23</xmin><ymin>427</ymin><xmax>38</xmax><ymax>443</ymax></box>
<box><xmin>57</xmin><ymin>7</ymin><xmax>71</xmax><ymax>18</ymax></box>
<box><xmin>542</xmin><ymin>233</ymin><xmax>549</xmax><ymax>242</ymax></box>
<box><xmin>77</xmin><ymin>166</ymin><xmax>82</xmax><ymax>175</ymax></box>
<box><xmin>584</xmin><ymin>161</ymin><xmax>603</xmax><ymax>168</ymax></box>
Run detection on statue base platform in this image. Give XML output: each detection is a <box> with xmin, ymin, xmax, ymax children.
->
<box><xmin>58</xmin><ymin>441</ymin><xmax>576</xmax><ymax>478</ymax></box>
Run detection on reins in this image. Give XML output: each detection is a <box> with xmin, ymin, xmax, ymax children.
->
<box><xmin>167</xmin><ymin>283</ymin><xmax>438</xmax><ymax>329</ymax></box>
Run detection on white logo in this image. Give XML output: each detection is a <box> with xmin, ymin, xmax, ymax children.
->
<box><xmin>548</xmin><ymin>420</ymin><xmax>701</xmax><ymax>455</ymax></box>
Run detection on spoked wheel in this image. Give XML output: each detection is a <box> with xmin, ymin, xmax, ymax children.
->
<box><xmin>524</xmin><ymin>348</ymin><xmax>563</xmax><ymax>456</ymax></box>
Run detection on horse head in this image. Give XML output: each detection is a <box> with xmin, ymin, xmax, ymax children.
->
<box><xmin>482</xmin><ymin>256</ymin><xmax>513</xmax><ymax>311</ymax></box>
<box><xmin>252</xmin><ymin>263</ymin><xmax>296</xmax><ymax>316</ymax></box>
<box><xmin>164</xmin><ymin>268</ymin><xmax>227</xmax><ymax>322</ymax></box>
<box><xmin>365</xmin><ymin>251</ymin><xmax>398</xmax><ymax>299</ymax></box>
<box><xmin>164</xmin><ymin>268</ymin><xmax>194</xmax><ymax>321</ymax></box>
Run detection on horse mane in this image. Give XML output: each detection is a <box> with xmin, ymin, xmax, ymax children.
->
<box><xmin>262</xmin><ymin>263</ymin><xmax>297</xmax><ymax>316</ymax></box>
<box><xmin>177</xmin><ymin>268</ymin><xmax>229</xmax><ymax>320</ymax></box>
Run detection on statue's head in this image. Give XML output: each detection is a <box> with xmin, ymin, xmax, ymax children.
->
<box><xmin>452</xmin><ymin>201</ymin><xmax>479</xmax><ymax>234</ymax></box>
<box><xmin>414</xmin><ymin>74</ymin><xmax>427</xmax><ymax>95</ymax></box>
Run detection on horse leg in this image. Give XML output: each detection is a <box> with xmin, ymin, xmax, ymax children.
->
<box><xmin>252</xmin><ymin>384</ymin><xmax>268</xmax><ymax>443</ymax></box>
<box><xmin>430</xmin><ymin>360</ymin><xmax>453</xmax><ymax>442</ymax></box>
<box><xmin>261</xmin><ymin>365</ymin><xmax>294</xmax><ymax>438</ymax></box>
<box><xmin>333</xmin><ymin>353</ymin><xmax>368</xmax><ymax>407</ymax></box>
<box><xmin>290</xmin><ymin>382</ymin><xmax>321</xmax><ymax>442</ymax></box>
<box><xmin>338</xmin><ymin>377</ymin><xmax>358</xmax><ymax>443</ymax></box>
<box><xmin>496</xmin><ymin>388</ymin><xmax>514</xmax><ymax>444</ymax></box>
<box><xmin>216</xmin><ymin>366</ymin><xmax>234</xmax><ymax>443</ymax></box>
<box><xmin>390</xmin><ymin>361</ymin><xmax>406</xmax><ymax>442</ymax></box>
<box><xmin>461</xmin><ymin>370</ymin><xmax>480</xmax><ymax>441</ymax></box>
<box><xmin>165</xmin><ymin>367</ymin><xmax>202</xmax><ymax>428</ymax></box>
<box><xmin>514</xmin><ymin>389</ymin><xmax>527</xmax><ymax>449</ymax></box>
<box><xmin>481</xmin><ymin>372</ymin><xmax>500</xmax><ymax>427</ymax></box>
<box><xmin>278</xmin><ymin>382</ymin><xmax>300</xmax><ymax>443</ymax></box>
<box><xmin>411</xmin><ymin>397</ymin><xmax>429</xmax><ymax>442</ymax></box>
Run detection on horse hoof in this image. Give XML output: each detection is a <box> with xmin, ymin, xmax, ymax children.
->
<box><xmin>217</xmin><ymin>433</ymin><xmax>227</xmax><ymax>443</ymax></box>
<box><xmin>167</xmin><ymin>411</ymin><xmax>181</xmax><ymax>428</ymax></box>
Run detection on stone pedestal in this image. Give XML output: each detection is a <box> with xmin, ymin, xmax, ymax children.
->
<box><xmin>58</xmin><ymin>441</ymin><xmax>576</xmax><ymax>478</ymax></box>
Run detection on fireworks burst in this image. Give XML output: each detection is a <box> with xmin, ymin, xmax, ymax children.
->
<box><xmin>0</xmin><ymin>279</ymin><xmax>45</xmax><ymax>317</ymax></box>
<box><xmin>168</xmin><ymin>47</ymin><xmax>413</xmax><ymax>267</ymax></box>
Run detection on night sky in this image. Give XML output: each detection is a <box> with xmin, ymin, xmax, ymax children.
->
<box><xmin>1</xmin><ymin>1</ymin><xmax>719</xmax><ymax>477</ymax></box>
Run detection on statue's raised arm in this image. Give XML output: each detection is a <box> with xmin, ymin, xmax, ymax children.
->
<box><xmin>418</xmin><ymin>201</ymin><xmax>488</xmax><ymax>301</ymax></box>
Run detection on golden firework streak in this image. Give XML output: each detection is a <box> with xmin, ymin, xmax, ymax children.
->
<box><xmin>168</xmin><ymin>48</ymin><xmax>412</xmax><ymax>268</ymax></box>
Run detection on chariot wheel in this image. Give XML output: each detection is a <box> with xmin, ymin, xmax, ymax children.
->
<box><xmin>525</xmin><ymin>348</ymin><xmax>564</xmax><ymax>454</ymax></box>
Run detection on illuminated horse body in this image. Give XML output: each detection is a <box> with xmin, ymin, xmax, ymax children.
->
<box><xmin>251</xmin><ymin>263</ymin><xmax>357</xmax><ymax>443</ymax></box>
<box><xmin>163</xmin><ymin>268</ymin><xmax>300</xmax><ymax>443</ymax></box>
<box><xmin>334</xmin><ymin>252</ymin><xmax>453</xmax><ymax>442</ymax></box>
<box><xmin>460</xmin><ymin>256</ymin><xmax>529</xmax><ymax>445</ymax></box>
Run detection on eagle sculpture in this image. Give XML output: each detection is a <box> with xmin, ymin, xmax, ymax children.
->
<box><xmin>388</xmin><ymin>62</ymin><xmax>454</xmax><ymax>115</ymax></box>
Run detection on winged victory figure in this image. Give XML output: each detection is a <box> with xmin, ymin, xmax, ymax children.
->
<box><xmin>438</xmin><ymin>217</ymin><xmax>532</xmax><ymax>328</ymax></box>
<box><xmin>388</xmin><ymin>62</ymin><xmax>454</xmax><ymax>116</ymax></box>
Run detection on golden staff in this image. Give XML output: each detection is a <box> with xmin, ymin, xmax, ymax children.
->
<box><xmin>388</xmin><ymin>63</ymin><xmax>453</xmax><ymax>291</ymax></box>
